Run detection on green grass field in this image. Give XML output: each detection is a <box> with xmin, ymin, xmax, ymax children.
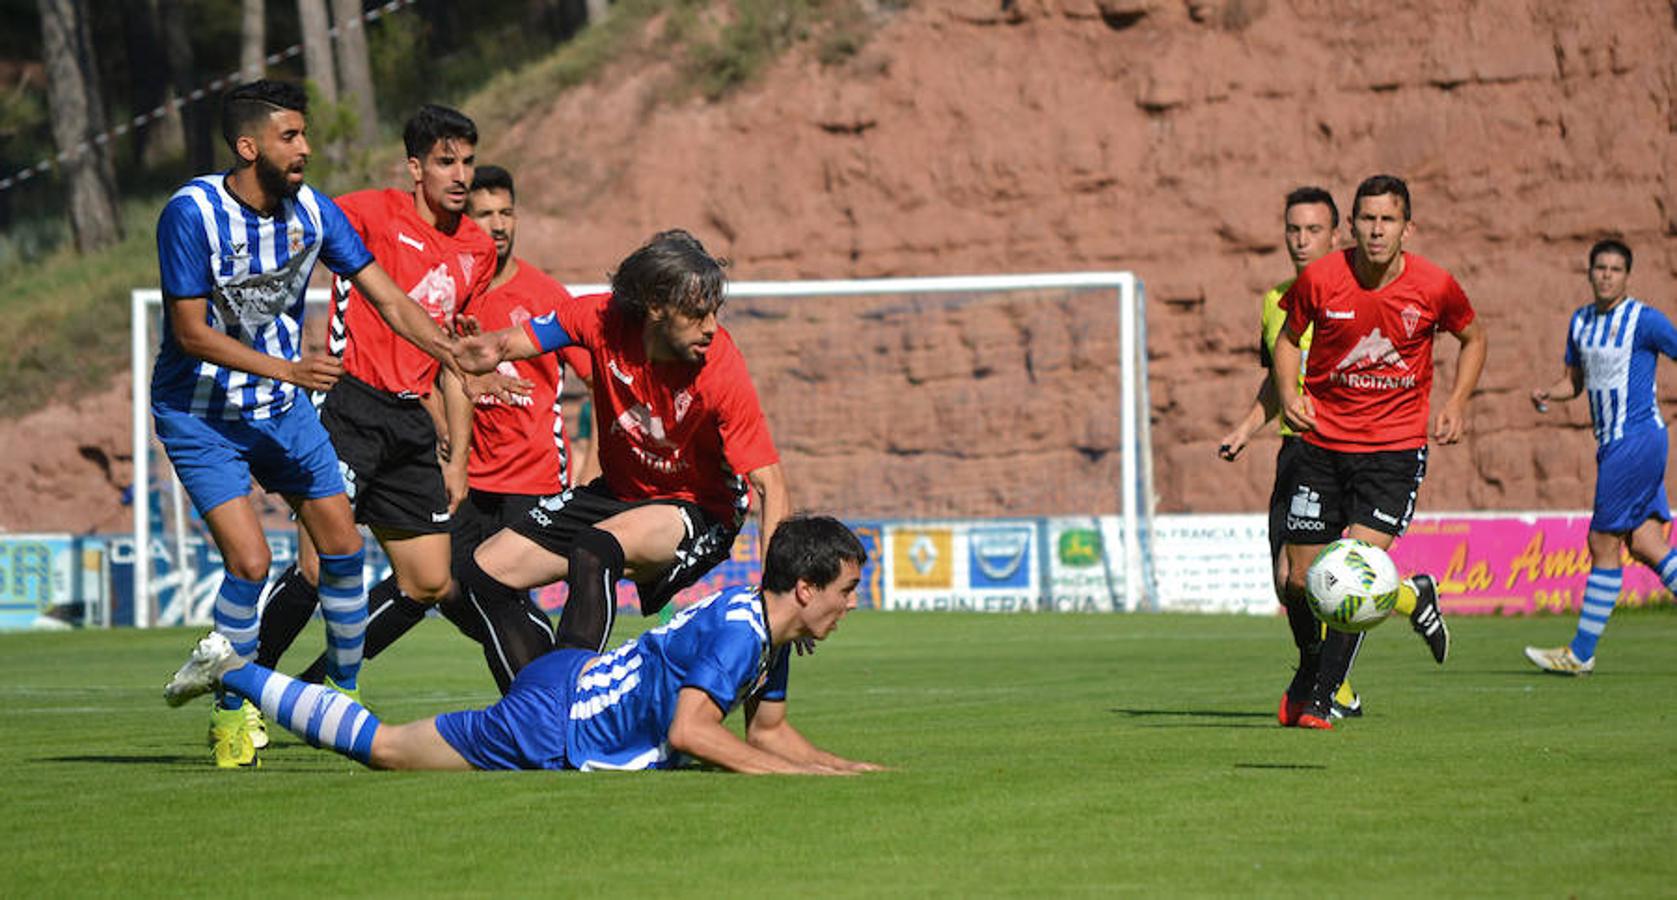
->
<box><xmin>2</xmin><ymin>610</ymin><xmax>1673</xmax><ymax>897</ymax></box>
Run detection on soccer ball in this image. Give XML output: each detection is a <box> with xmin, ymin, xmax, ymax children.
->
<box><xmin>1305</xmin><ymin>539</ymin><xmax>1400</xmax><ymax>632</ymax></box>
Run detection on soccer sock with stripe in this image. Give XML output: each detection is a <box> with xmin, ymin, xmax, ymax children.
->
<box><xmin>556</xmin><ymin>527</ymin><xmax>623</xmax><ymax>653</ymax></box>
<box><xmin>446</xmin><ymin>579</ymin><xmax>555</xmax><ymax>694</ymax></box>
<box><xmin>255</xmin><ymin>563</ymin><xmax>319</xmax><ymax>669</ymax></box>
<box><xmin>221</xmin><ymin>663</ymin><xmax>379</xmax><ymax>765</ymax></box>
<box><xmin>213</xmin><ymin>571</ymin><xmax>264</xmax><ymax>711</ymax></box>
<box><xmin>298</xmin><ymin>574</ymin><xmax>424</xmax><ymax>684</ymax></box>
<box><xmin>1569</xmin><ymin>566</ymin><xmax>1622</xmax><ymax>662</ymax></box>
<box><xmin>317</xmin><ymin>549</ymin><xmax>367</xmax><ymax>691</ymax></box>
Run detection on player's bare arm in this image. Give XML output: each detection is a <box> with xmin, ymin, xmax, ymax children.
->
<box><xmin>1271</xmin><ymin>325</ymin><xmax>1316</xmax><ymax>433</ymax></box>
<box><xmin>349</xmin><ymin>263</ymin><xmax>456</xmax><ymax>364</ymax></box>
<box><xmin>1218</xmin><ymin>377</ymin><xmax>1280</xmax><ymax>462</ymax></box>
<box><xmin>1532</xmin><ymin>365</ymin><xmax>1583</xmax><ymax>412</ymax></box>
<box><xmin>748</xmin><ymin>462</ymin><xmax>791</xmax><ymax>558</ymax></box>
<box><xmin>745</xmin><ymin>695</ymin><xmax>883</xmax><ymax>773</ymax></box>
<box><xmin>435</xmin><ymin>367</ymin><xmax>473</xmax><ymax>512</ymax></box>
<box><xmin>1432</xmin><ymin>319</ymin><xmax>1489</xmax><ymax>444</ymax></box>
<box><xmin>166</xmin><ymin>296</ymin><xmax>343</xmax><ymax>392</ymax></box>
<box><xmin>666</xmin><ymin>687</ymin><xmax>842</xmax><ymax>775</ymax></box>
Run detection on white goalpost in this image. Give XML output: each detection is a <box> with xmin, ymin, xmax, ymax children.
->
<box><xmin>130</xmin><ymin>272</ymin><xmax>1152</xmax><ymax>626</ymax></box>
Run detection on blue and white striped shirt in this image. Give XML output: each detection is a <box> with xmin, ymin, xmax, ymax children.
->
<box><xmin>153</xmin><ymin>173</ymin><xmax>373</xmax><ymax>420</ymax></box>
<box><xmin>1565</xmin><ymin>298</ymin><xmax>1677</xmax><ymax>445</ymax></box>
<box><xmin>565</xmin><ymin>585</ymin><xmax>790</xmax><ymax>771</ymax></box>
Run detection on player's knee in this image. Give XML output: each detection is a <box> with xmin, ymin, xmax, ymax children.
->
<box><xmin>402</xmin><ymin>575</ymin><xmax>453</xmax><ymax>605</ymax></box>
<box><xmin>224</xmin><ymin>549</ymin><xmax>271</xmax><ymax>583</ymax></box>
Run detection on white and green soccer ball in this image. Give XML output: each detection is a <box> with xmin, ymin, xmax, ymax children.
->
<box><xmin>1306</xmin><ymin>538</ymin><xmax>1400</xmax><ymax>633</ymax></box>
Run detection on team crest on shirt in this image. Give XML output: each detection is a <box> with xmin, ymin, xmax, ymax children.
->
<box><xmin>1400</xmin><ymin>305</ymin><xmax>1422</xmax><ymax>338</ymax></box>
<box><xmin>287</xmin><ymin>224</ymin><xmax>305</xmax><ymax>254</ymax></box>
<box><xmin>674</xmin><ymin>389</ymin><xmax>693</xmax><ymax>424</ymax></box>
<box><xmin>458</xmin><ymin>253</ymin><xmax>478</xmax><ymax>288</ymax></box>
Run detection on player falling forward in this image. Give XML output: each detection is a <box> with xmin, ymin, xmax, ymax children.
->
<box><xmin>292</xmin><ymin>164</ymin><xmax>593</xmax><ymax>692</ymax></box>
<box><xmin>165</xmin><ymin>515</ymin><xmax>881</xmax><ymax>774</ymax></box>
<box><xmin>1526</xmin><ymin>239</ymin><xmax>1677</xmax><ymax>675</ymax></box>
<box><xmin>454</xmin><ymin>228</ymin><xmax>791</xmax><ymax>657</ymax></box>
<box><xmin>153</xmin><ymin>81</ymin><xmax>460</xmax><ymax>766</ymax></box>
<box><xmin>254</xmin><ymin>105</ymin><xmax>511</xmax><ymax>686</ymax></box>
<box><xmin>1272</xmin><ymin>174</ymin><xmax>1489</xmax><ymax>729</ymax></box>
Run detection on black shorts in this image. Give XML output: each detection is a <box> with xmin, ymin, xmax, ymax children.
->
<box><xmin>1267</xmin><ymin>436</ymin><xmax>1304</xmax><ymax>562</ymax></box>
<box><xmin>510</xmin><ymin>479</ymin><xmax>738</xmax><ymax>614</ymax></box>
<box><xmin>318</xmin><ymin>373</ymin><xmax>451</xmax><ymax>534</ymax></box>
<box><xmin>1280</xmin><ymin>441</ymin><xmax>1428</xmax><ymax>545</ymax></box>
<box><xmin>450</xmin><ymin>489</ymin><xmax>543</xmax><ymax>572</ymax></box>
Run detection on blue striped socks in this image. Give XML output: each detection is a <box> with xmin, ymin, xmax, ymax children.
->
<box><xmin>317</xmin><ymin>549</ymin><xmax>367</xmax><ymax>691</ymax></box>
<box><xmin>221</xmin><ymin>663</ymin><xmax>380</xmax><ymax>764</ymax></box>
<box><xmin>1569</xmin><ymin>567</ymin><xmax>1621</xmax><ymax>662</ymax></box>
<box><xmin>213</xmin><ymin>571</ymin><xmax>264</xmax><ymax>711</ymax></box>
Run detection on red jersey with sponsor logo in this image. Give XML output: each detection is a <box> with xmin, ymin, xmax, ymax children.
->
<box><xmin>331</xmin><ymin>188</ymin><xmax>495</xmax><ymax>396</ymax></box>
<box><xmin>1281</xmin><ymin>249</ymin><xmax>1476</xmax><ymax>452</ymax></box>
<box><xmin>525</xmin><ymin>293</ymin><xmax>778</xmax><ymax>523</ymax></box>
<box><xmin>466</xmin><ymin>259</ymin><xmax>578</xmax><ymax>495</ymax></box>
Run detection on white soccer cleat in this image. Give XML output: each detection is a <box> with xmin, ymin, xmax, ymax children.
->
<box><xmin>1524</xmin><ymin>645</ymin><xmax>1595</xmax><ymax>676</ymax></box>
<box><xmin>164</xmin><ymin>632</ymin><xmax>241</xmax><ymax>707</ymax></box>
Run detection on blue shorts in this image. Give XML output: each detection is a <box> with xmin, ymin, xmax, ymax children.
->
<box><xmin>153</xmin><ymin>400</ymin><xmax>345</xmax><ymax>517</ymax></box>
<box><xmin>1592</xmin><ymin>427</ymin><xmax>1671</xmax><ymax>534</ymax></box>
<box><xmin>435</xmin><ymin>648</ymin><xmax>595</xmax><ymax>771</ymax></box>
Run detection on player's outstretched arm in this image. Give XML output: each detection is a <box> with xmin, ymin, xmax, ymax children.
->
<box><xmin>454</xmin><ymin>324</ymin><xmax>544</xmax><ymax>374</ymax></box>
<box><xmin>1433</xmin><ymin>319</ymin><xmax>1489</xmax><ymax>444</ymax></box>
<box><xmin>1532</xmin><ymin>365</ymin><xmax>1582</xmax><ymax>412</ymax></box>
<box><xmin>167</xmin><ymin>297</ymin><xmax>343</xmax><ymax>391</ymax></box>
<box><xmin>435</xmin><ymin>367</ymin><xmax>473</xmax><ymax>512</ymax></box>
<box><xmin>746</xmin><ymin>695</ymin><xmax>884</xmax><ymax>774</ymax></box>
<box><xmin>348</xmin><ymin>263</ymin><xmax>456</xmax><ymax>364</ymax></box>
<box><xmin>667</xmin><ymin>688</ymin><xmax>841</xmax><ymax>774</ymax></box>
<box><xmin>1271</xmin><ymin>326</ymin><xmax>1316</xmax><ymax>433</ymax></box>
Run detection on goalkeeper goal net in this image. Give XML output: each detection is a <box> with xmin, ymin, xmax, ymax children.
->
<box><xmin>129</xmin><ymin>272</ymin><xmax>1152</xmax><ymax>625</ymax></box>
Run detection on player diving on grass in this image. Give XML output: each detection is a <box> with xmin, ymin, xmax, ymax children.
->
<box><xmin>1525</xmin><ymin>239</ymin><xmax>1677</xmax><ymax>675</ymax></box>
<box><xmin>165</xmin><ymin>515</ymin><xmax>881</xmax><ymax>774</ymax></box>
<box><xmin>1271</xmin><ymin>174</ymin><xmax>1488</xmax><ymax>730</ymax></box>
<box><xmin>152</xmin><ymin>81</ymin><xmax>463</xmax><ymax>767</ymax></box>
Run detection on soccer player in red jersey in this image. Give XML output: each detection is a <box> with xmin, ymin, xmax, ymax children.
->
<box><xmin>256</xmin><ymin>105</ymin><xmax>514</xmax><ymax>686</ymax></box>
<box><xmin>1271</xmin><ymin>174</ymin><xmax>1489</xmax><ymax>729</ymax></box>
<box><xmin>455</xmin><ymin>229</ymin><xmax>791</xmax><ymax>655</ymax></box>
<box><xmin>291</xmin><ymin>164</ymin><xmax>592</xmax><ymax>691</ymax></box>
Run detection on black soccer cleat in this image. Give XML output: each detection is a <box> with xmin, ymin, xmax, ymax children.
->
<box><xmin>1408</xmin><ymin>574</ymin><xmax>1449</xmax><ymax>664</ymax></box>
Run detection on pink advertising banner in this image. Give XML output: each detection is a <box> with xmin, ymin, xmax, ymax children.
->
<box><xmin>1387</xmin><ymin>514</ymin><xmax>1675</xmax><ymax>616</ymax></box>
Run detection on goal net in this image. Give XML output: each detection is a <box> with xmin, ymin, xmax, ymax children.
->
<box><xmin>129</xmin><ymin>273</ymin><xmax>1152</xmax><ymax>625</ymax></box>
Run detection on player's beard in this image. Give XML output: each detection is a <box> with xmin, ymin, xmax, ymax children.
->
<box><xmin>255</xmin><ymin>153</ymin><xmax>302</xmax><ymax>199</ymax></box>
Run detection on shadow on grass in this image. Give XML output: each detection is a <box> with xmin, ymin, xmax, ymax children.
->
<box><xmin>1233</xmin><ymin>762</ymin><xmax>1327</xmax><ymax>771</ymax></box>
<box><xmin>42</xmin><ymin>754</ymin><xmax>204</xmax><ymax>765</ymax></box>
<box><xmin>1110</xmin><ymin>708</ymin><xmax>1274</xmax><ymax>729</ymax></box>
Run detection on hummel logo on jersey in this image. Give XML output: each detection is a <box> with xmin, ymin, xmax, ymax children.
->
<box><xmin>398</xmin><ymin>232</ymin><xmax>425</xmax><ymax>251</ymax></box>
<box><xmin>1325</xmin><ymin>309</ymin><xmax>1355</xmax><ymax>320</ymax></box>
<box><xmin>431</xmin><ymin>511</ymin><xmax>451</xmax><ymax>523</ymax></box>
<box><xmin>608</xmin><ymin>359</ymin><xmax>634</xmax><ymax>386</ymax></box>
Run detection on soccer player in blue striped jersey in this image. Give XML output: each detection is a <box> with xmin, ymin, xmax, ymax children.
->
<box><xmin>164</xmin><ymin>515</ymin><xmax>882</xmax><ymax>775</ymax></box>
<box><xmin>156</xmin><ymin>80</ymin><xmax>461</xmax><ymax>766</ymax></box>
<box><xmin>1526</xmin><ymin>239</ymin><xmax>1677</xmax><ymax>675</ymax></box>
